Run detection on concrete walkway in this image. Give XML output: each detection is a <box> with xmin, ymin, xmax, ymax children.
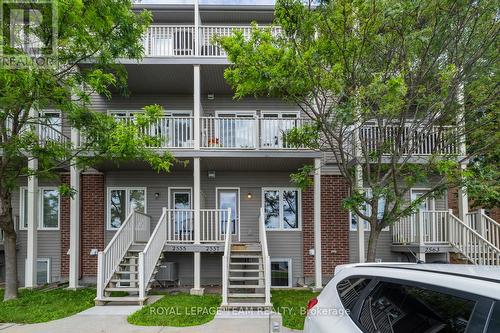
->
<box><xmin>0</xmin><ymin>306</ymin><xmax>302</xmax><ymax>333</ymax></box>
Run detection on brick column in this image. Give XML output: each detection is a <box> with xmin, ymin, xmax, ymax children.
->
<box><xmin>60</xmin><ymin>174</ymin><xmax>71</xmax><ymax>278</ymax></box>
<box><xmin>302</xmin><ymin>175</ymin><xmax>350</xmax><ymax>279</ymax></box>
<box><xmin>81</xmin><ymin>173</ymin><xmax>105</xmax><ymax>277</ymax></box>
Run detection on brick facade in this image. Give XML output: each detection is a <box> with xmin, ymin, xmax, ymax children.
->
<box><xmin>302</xmin><ymin>175</ymin><xmax>350</xmax><ymax>278</ymax></box>
<box><xmin>448</xmin><ymin>186</ymin><xmax>500</xmax><ymax>221</ymax></box>
<box><xmin>60</xmin><ymin>174</ymin><xmax>70</xmax><ymax>278</ymax></box>
<box><xmin>81</xmin><ymin>173</ymin><xmax>105</xmax><ymax>277</ymax></box>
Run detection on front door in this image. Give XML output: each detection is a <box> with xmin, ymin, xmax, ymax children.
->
<box><xmin>170</xmin><ymin>189</ymin><xmax>192</xmax><ymax>238</ymax></box>
<box><xmin>217</xmin><ymin>188</ymin><xmax>239</xmax><ymax>241</ymax></box>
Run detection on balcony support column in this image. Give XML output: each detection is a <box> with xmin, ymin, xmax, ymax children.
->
<box><xmin>313</xmin><ymin>158</ymin><xmax>322</xmax><ymax>290</ymax></box>
<box><xmin>25</xmin><ymin>107</ymin><xmax>39</xmax><ymax>288</ymax></box>
<box><xmin>194</xmin><ymin>65</ymin><xmax>201</xmax><ymax>150</ymax></box>
<box><xmin>355</xmin><ymin>163</ymin><xmax>365</xmax><ymax>263</ymax></box>
<box><xmin>191</xmin><ymin>157</ymin><xmax>204</xmax><ymax>296</ymax></box>
<box><xmin>68</xmin><ymin>128</ymin><xmax>81</xmax><ymax>289</ymax></box>
<box><xmin>456</xmin><ymin>79</ymin><xmax>468</xmax><ymax>222</ymax></box>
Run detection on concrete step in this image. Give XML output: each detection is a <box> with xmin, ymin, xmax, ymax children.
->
<box><xmin>110</xmin><ymin>279</ymin><xmax>138</xmax><ymax>283</ymax></box>
<box><xmin>228</xmin><ymin>285</ymin><xmax>263</xmax><ymax>289</ymax></box>
<box><xmin>104</xmin><ymin>287</ymin><xmax>139</xmax><ymax>292</ymax></box>
<box><xmin>115</xmin><ymin>270</ymin><xmax>139</xmax><ymax>275</ymax></box>
<box><xmin>229</xmin><ymin>276</ymin><xmax>263</xmax><ymax>281</ymax></box>
<box><xmin>230</xmin><ymin>254</ymin><xmax>262</xmax><ymax>259</ymax></box>
<box><xmin>229</xmin><ymin>269</ymin><xmax>263</xmax><ymax>273</ymax></box>
<box><xmin>229</xmin><ymin>293</ymin><xmax>265</xmax><ymax>298</ymax></box>
<box><xmin>119</xmin><ymin>262</ymin><xmax>139</xmax><ymax>267</ymax></box>
<box><xmin>95</xmin><ymin>296</ymin><xmax>148</xmax><ymax>306</ymax></box>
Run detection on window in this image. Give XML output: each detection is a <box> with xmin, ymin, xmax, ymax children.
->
<box><xmin>350</xmin><ymin>189</ymin><xmax>389</xmax><ymax>232</ymax></box>
<box><xmin>410</xmin><ymin>188</ymin><xmax>435</xmax><ymax>211</ymax></box>
<box><xmin>40</xmin><ymin>111</ymin><xmax>62</xmax><ymax>142</ymax></box>
<box><xmin>108</xmin><ymin>187</ymin><xmax>146</xmax><ymax>230</ymax></box>
<box><xmin>271</xmin><ymin>259</ymin><xmax>292</xmax><ymax>287</ymax></box>
<box><xmin>20</xmin><ymin>187</ymin><xmax>60</xmax><ymax>230</ymax></box>
<box><xmin>214</xmin><ymin>111</ymin><xmax>257</xmax><ymax>148</ymax></box>
<box><xmin>358</xmin><ymin>281</ymin><xmax>476</xmax><ymax>333</ymax></box>
<box><xmin>263</xmin><ymin>188</ymin><xmax>300</xmax><ymax>230</ymax></box>
<box><xmin>261</xmin><ymin>111</ymin><xmax>300</xmax><ymax>148</ymax></box>
<box><xmin>36</xmin><ymin>259</ymin><xmax>50</xmax><ymax>285</ymax></box>
<box><xmin>337</xmin><ymin>277</ymin><xmax>372</xmax><ymax>312</ymax></box>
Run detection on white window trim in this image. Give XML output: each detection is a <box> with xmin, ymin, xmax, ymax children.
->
<box><xmin>107</xmin><ymin>187</ymin><xmax>147</xmax><ymax>231</ymax></box>
<box><xmin>215</xmin><ymin>110</ymin><xmax>257</xmax><ymax>118</ymax></box>
<box><xmin>262</xmin><ymin>187</ymin><xmax>302</xmax><ymax>231</ymax></box>
<box><xmin>270</xmin><ymin>258</ymin><xmax>293</xmax><ymax>288</ymax></box>
<box><xmin>349</xmin><ymin>188</ymin><xmax>389</xmax><ymax>232</ymax></box>
<box><xmin>260</xmin><ymin>110</ymin><xmax>300</xmax><ymax>118</ymax></box>
<box><xmin>216</xmin><ymin>187</ymin><xmax>241</xmax><ymax>237</ymax></box>
<box><xmin>168</xmin><ymin>187</ymin><xmax>193</xmax><ymax>210</ymax></box>
<box><xmin>19</xmin><ymin>186</ymin><xmax>60</xmax><ymax>231</ymax></box>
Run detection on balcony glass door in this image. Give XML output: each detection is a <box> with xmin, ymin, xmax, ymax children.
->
<box><xmin>216</xmin><ymin>112</ymin><xmax>256</xmax><ymax>148</ymax></box>
<box><xmin>217</xmin><ymin>189</ymin><xmax>238</xmax><ymax>236</ymax></box>
<box><xmin>261</xmin><ymin>112</ymin><xmax>299</xmax><ymax>148</ymax></box>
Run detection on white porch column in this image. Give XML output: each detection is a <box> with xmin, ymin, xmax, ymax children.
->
<box><xmin>25</xmin><ymin>158</ymin><xmax>39</xmax><ymax>288</ymax></box>
<box><xmin>355</xmin><ymin>163</ymin><xmax>365</xmax><ymax>263</ymax></box>
<box><xmin>68</xmin><ymin>128</ymin><xmax>81</xmax><ymax>289</ymax></box>
<box><xmin>191</xmin><ymin>157</ymin><xmax>204</xmax><ymax>295</ymax></box>
<box><xmin>457</xmin><ymin>80</ymin><xmax>468</xmax><ymax>222</ymax></box>
<box><xmin>313</xmin><ymin>158</ymin><xmax>322</xmax><ymax>290</ymax></box>
<box><xmin>193</xmin><ymin>65</ymin><xmax>201</xmax><ymax>150</ymax></box>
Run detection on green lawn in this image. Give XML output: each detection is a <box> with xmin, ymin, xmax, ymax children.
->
<box><xmin>128</xmin><ymin>292</ymin><xmax>221</xmax><ymax>327</ymax></box>
<box><xmin>271</xmin><ymin>289</ymin><xmax>319</xmax><ymax>330</ymax></box>
<box><xmin>0</xmin><ymin>288</ymin><xmax>96</xmax><ymax>323</ymax></box>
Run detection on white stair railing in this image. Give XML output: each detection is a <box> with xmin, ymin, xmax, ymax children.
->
<box><xmin>139</xmin><ymin>208</ymin><xmax>168</xmax><ymax>299</ymax></box>
<box><xmin>448</xmin><ymin>210</ymin><xmax>500</xmax><ymax>265</ymax></box>
<box><xmin>466</xmin><ymin>209</ymin><xmax>500</xmax><ymax>250</ymax></box>
<box><xmin>259</xmin><ymin>208</ymin><xmax>271</xmax><ymax>306</ymax></box>
<box><xmin>221</xmin><ymin>208</ymin><xmax>232</xmax><ymax>306</ymax></box>
<box><xmin>97</xmin><ymin>211</ymin><xmax>148</xmax><ymax>300</ymax></box>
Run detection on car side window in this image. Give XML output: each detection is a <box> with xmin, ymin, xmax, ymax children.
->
<box><xmin>336</xmin><ymin>277</ymin><xmax>372</xmax><ymax>312</ymax></box>
<box><xmin>487</xmin><ymin>302</ymin><xmax>500</xmax><ymax>333</ymax></box>
<box><xmin>358</xmin><ymin>281</ymin><xmax>476</xmax><ymax>333</ymax></box>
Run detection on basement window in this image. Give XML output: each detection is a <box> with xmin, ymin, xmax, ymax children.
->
<box><xmin>270</xmin><ymin>259</ymin><xmax>292</xmax><ymax>288</ymax></box>
<box><xmin>37</xmin><ymin>258</ymin><xmax>50</xmax><ymax>285</ymax></box>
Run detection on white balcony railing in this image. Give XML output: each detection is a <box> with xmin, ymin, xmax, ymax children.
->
<box><xmin>144</xmin><ymin>25</ymin><xmax>195</xmax><ymax>57</ymax></box>
<box><xmin>144</xmin><ymin>116</ymin><xmax>194</xmax><ymax>148</ymax></box>
<box><xmin>359</xmin><ymin>124</ymin><xmax>458</xmax><ymax>156</ymax></box>
<box><xmin>201</xmin><ymin>117</ymin><xmax>311</xmax><ymax>149</ymax></box>
<box><xmin>165</xmin><ymin>208</ymin><xmax>230</xmax><ymax>243</ymax></box>
<box><xmin>143</xmin><ymin>25</ymin><xmax>281</xmax><ymax>57</ymax></box>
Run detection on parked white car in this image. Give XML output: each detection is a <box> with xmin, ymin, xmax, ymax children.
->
<box><xmin>304</xmin><ymin>263</ymin><xmax>500</xmax><ymax>333</ymax></box>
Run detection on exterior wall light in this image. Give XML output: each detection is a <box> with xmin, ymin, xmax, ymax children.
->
<box><xmin>247</xmin><ymin>192</ymin><xmax>253</xmax><ymax>199</ymax></box>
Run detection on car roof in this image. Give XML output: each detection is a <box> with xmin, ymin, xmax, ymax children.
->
<box><xmin>336</xmin><ymin>263</ymin><xmax>500</xmax><ymax>283</ymax></box>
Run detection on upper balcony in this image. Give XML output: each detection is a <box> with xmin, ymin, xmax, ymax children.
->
<box><xmin>141</xmin><ymin>25</ymin><xmax>280</xmax><ymax>59</ymax></box>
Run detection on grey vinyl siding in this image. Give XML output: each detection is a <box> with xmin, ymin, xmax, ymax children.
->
<box><xmin>90</xmin><ymin>94</ymin><xmax>304</xmax><ymax>117</ymax></box>
<box><xmin>12</xmin><ymin>178</ymin><xmax>62</xmax><ymax>286</ymax></box>
<box><xmin>104</xmin><ymin>170</ymin><xmax>304</xmax><ymax>285</ymax></box>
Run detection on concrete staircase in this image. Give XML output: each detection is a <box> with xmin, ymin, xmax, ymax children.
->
<box><xmin>223</xmin><ymin>243</ymin><xmax>270</xmax><ymax>309</ymax></box>
<box><xmin>95</xmin><ymin>243</ymin><xmax>162</xmax><ymax>305</ymax></box>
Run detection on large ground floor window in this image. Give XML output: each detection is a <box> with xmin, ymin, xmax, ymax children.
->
<box><xmin>19</xmin><ymin>187</ymin><xmax>60</xmax><ymax>230</ymax></box>
<box><xmin>107</xmin><ymin>187</ymin><xmax>146</xmax><ymax>230</ymax></box>
<box><xmin>262</xmin><ymin>188</ymin><xmax>301</xmax><ymax>230</ymax></box>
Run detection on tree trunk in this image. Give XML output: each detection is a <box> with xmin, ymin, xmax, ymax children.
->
<box><xmin>0</xmin><ymin>190</ymin><xmax>18</xmax><ymax>301</ymax></box>
<box><xmin>366</xmin><ymin>227</ymin><xmax>381</xmax><ymax>262</ymax></box>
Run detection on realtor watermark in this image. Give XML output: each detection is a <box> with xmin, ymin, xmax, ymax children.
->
<box><xmin>0</xmin><ymin>0</ymin><xmax>58</xmax><ymax>67</ymax></box>
<box><xmin>149</xmin><ymin>306</ymin><xmax>351</xmax><ymax>317</ymax></box>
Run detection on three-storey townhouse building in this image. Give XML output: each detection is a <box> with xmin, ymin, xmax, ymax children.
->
<box><xmin>2</xmin><ymin>1</ymin><xmax>499</xmax><ymax>308</ymax></box>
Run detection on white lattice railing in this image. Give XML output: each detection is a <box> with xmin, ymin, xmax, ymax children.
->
<box><xmin>358</xmin><ymin>124</ymin><xmax>458</xmax><ymax>156</ymax></box>
<box><xmin>259</xmin><ymin>207</ymin><xmax>271</xmax><ymax>306</ymax></box>
<box><xmin>466</xmin><ymin>209</ymin><xmax>500</xmax><ymax>250</ymax></box>
<box><xmin>139</xmin><ymin>208</ymin><xmax>167</xmax><ymax>299</ymax></box>
<box><xmin>221</xmin><ymin>209</ymin><xmax>232</xmax><ymax>306</ymax></box>
<box><xmin>96</xmin><ymin>211</ymin><xmax>150</xmax><ymax>300</ymax></box>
